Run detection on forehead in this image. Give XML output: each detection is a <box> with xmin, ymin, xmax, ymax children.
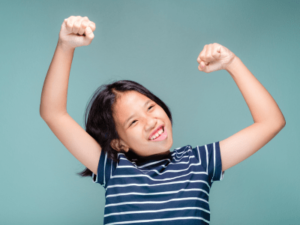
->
<box><xmin>113</xmin><ymin>91</ymin><xmax>151</xmax><ymax>122</ymax></box>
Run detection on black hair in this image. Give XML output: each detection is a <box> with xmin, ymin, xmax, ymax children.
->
<box><xmin>77</xmin><ymin>79</ymin><xmax>173</xmax><ymax>177</ymax></box>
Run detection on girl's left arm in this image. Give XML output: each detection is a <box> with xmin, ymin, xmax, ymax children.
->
<box><xmin>197</xmin><ymin>43</ymin><xmax>286</xmax><ymax>172</ymax></box>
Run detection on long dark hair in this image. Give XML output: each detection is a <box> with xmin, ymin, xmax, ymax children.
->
<box><xmin>77</xmin><ymin>80</ymin><xmax>173</xmax><ymax>177</ymax></box>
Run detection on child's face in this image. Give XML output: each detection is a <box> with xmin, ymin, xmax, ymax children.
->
<box><xmin>111</xmin><ymin>90</ymin><xmax>173</xmax><ymax>157</ymax></box>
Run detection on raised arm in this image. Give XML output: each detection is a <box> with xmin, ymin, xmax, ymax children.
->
<box><xmin>197</xmin><ymin>43</ymin><xmax>286</xmax><ymax>172</ymax></box>
<box><xmin>39</xmin><ymin>16</ymin><xmax>101</xmax><ymax>175</ymax></box>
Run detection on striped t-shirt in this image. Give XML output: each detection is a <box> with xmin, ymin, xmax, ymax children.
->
<box><xmin>92</xmin><ymin>141</ymin><xmax>225</xmax><ymax>225</ymax></box>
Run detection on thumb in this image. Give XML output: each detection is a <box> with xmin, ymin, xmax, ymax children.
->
<box><xmin>200</xmin><ymin>61</ymin><xmax>223</xmax><ymax>73</ymax></box>
<box><xmin>88</xmin><ymin>21</ymin><xmax>96</xmax><ymax>32</ymax></box>
<box><xmin>198</xmin><ymin>61</ymin><xmax>209</xmax><ymax>72</ymax></box>
<box><xmin>200</xmin><ymin>61</ymin><xmax>206</xmax><ymax>69</ymax></box>
<box><xmin>85</xmin><ymin>26</ymin><xmax>94</xmax><ymax>39</ymax></box>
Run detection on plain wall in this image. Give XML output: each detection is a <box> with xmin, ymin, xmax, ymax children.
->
<box><xmin>0</xmin><ymin>0</ymin><xmax>299</xmax><ymax>224</ymax></box>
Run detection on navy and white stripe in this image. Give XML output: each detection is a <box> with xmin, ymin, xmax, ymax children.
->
<box><xmin>92</xmin><ymin>141</ymin><xmax>225</xmax><ymax>225</ymax></box>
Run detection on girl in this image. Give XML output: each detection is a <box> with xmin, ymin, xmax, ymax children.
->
<box><xmin>40</xmin><ymin>16</ymin><xmax>286</xmax><ymax>225</ymax></box>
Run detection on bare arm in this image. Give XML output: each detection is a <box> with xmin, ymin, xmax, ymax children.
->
<box><xmin>39</xmin><ymin>16</ymin><xmax>101</xmax><ymax>175</ymax></box>
<box><xmin>226</xmin><ymin>56</ymin><xmax>285</xmax><ymax>125</ymax></box>
<box><xmin>39</xmin><ymin>41</ymin><xmax>74</xmax><ymax>118</ymax></box>
<box><xmin>197</xmin><ymin>43</ymin><xmax>286</xmax><ymax>172</ymax></box>
<box><xmin>220</xmin><ymin>56</ymin><xmax>285</xmax><ymax>171</ymax></box>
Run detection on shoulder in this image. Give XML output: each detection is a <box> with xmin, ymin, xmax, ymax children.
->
<box><xmin>170</xmin><ymin>144</ymin><xmax>195</xmax><ymax>160</ymax></box>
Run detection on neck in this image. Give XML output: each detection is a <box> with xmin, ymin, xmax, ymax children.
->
<box><xmin>126</xmin><ymin>149</ymin><xmax>171</xmax><ymax>163</ymax></box>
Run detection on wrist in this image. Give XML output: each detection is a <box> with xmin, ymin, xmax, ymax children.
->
<box><xmin>57</xmin><ymin>39</ymin><xmax>75</xmax><ymax>53</ymax></box>
<box><xmin>224</xmin><ymin>56</ymin><xmax>240</xmax><ymax>73</ymax></box>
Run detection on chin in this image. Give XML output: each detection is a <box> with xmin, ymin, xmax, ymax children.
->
<box><xmin>166</xmin><ymin>137</ymin><xmax>173</xmax><ymax>150</ymax></box>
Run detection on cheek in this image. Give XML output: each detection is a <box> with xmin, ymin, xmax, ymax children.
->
<box><xmin>128</xmin><ymin>127</ymin><xmax>143</xmax><ymax>141</ymax></box>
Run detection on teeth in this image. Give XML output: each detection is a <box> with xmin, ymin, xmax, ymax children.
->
<box><xmin>151</xmin><ymin>128</ymin><xmax>164</xmax><ymax>140</ymax></box>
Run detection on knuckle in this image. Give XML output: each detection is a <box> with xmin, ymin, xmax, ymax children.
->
<box><xmin>75</xmin><ymin>16</ymin><xmax>81</xmax><ymax>21</ymax></box>
<box><xmin>66</xmin><ymin>20</ymin><xmax>72</xmax><ymax>26</ymax></box>
<box><xmin>213</xmin><ymin>51</ymin><xmax>218</xmax><ymax>57</ymax></box>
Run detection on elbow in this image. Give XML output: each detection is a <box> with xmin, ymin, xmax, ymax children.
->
<box><xmin>39</xmin><ymin>106</ymin><xmax>44</xmax><ymax>119</ymax></box>
<box><xmin>279</xmin><ymin>114</ymin><xmax>286</xmax><ymax>129</ymax></box>
<box><xmin>265</xmin><ymin>118</ymin><xmax>286</xmax><ymax>131</ymax></box>
<box><xmin>39</xmin><ymin>105</ymin><xmax>51</xmax><ymax>121</ymax></box>
<box><xmin>281</xmin><ymin>119</ymin><xmax>286</xmax><ymax>129</ymax></box>
<box><xmin>276</xmin><ymin>119</ymin><xmax>286</xmax><ymax>131</ymax></box>
<box><xmin>40</xmin><ymin>112</ymin><xmax>48</xmax><ymax>122</ymax></box>
<box><xmin>39</xmin><ymin>105</ymin><xmax>46</xmax><ymax>120</ymax></box>
<box><xmin>39</xmin><ymin>106</ymin><xmax>67</xmax><ymax>122</ymax></box>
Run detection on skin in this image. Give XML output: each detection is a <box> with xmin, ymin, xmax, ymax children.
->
<box><xmin>110</xmin><ymin>91</ymin><xmax>173</xmax><ymax>158</ymax></box>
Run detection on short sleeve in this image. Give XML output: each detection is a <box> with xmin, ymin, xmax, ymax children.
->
<box><xmin>91</xmin><ymin>150</ymin><xmax>116</xmax><ymax>187</ymax></box>
<box><xmin>197</xmin><ymin>141</ymin><xmax>225</xmax><ymax>182</ymax></box>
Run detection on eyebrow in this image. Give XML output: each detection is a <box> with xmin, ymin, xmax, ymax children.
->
<box><xmin>124</xmin><ymin>99</ymin><xmax>151</xmax><ymax>127</ymax></box>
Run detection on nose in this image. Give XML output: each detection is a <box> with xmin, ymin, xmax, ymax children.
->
<box><xmin>145</xmin><ymin>116</ymin><xmax>157</xmax><ymax>132</ymax></box>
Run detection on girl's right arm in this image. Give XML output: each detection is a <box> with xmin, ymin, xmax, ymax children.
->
<box><xmin>39</xmin><ymin>16</ymin><xmax>100</xmax><ymax>175</ymax></box>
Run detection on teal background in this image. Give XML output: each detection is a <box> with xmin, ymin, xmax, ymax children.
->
<box><xmin>0</xmin><ymin>0</ymin><xmax>299</xmax><ymax>224</ymax></box>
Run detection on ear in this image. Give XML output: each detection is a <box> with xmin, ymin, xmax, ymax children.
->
<box><xmin>110</xmin><ymin>139</ymin><xmax>129</xmax><ymax>153</ymax></box>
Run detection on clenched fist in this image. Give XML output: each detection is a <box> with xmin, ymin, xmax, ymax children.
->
<box><xmin>197</xmin><ymin>43</ymin><xmax>236</xmax><ymax>73</ymax></box>
<box><xmin>58</xmin><ymin>15</ymin><xmax>96</xmax><ymax>50</ymax></box>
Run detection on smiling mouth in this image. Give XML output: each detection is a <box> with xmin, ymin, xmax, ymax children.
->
<box><xmin>149</xmin><ymin>126</ymin><xmax>167</xmax><ymax>141</ymax></box>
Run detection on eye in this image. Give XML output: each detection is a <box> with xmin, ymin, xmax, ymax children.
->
<box><xmin>148</xmin><ymin>105</ymin><xmax>155</xmax><ymax>110</ymax></box>
<box><xmin>130</xmin><ymin>120</ymin><xmax>137</xmax><ymax>126</ymax></box>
